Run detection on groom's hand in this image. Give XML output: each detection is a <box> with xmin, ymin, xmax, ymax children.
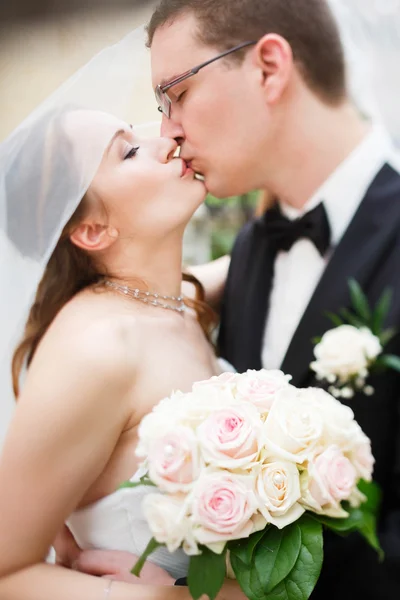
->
<box><xmin>72</xmin><ymin>548</ymin><xmax>174</xmax><ymax>585</ymax></box>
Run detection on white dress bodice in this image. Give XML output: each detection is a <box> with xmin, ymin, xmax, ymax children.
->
<box><xmin>66</xmin><ymin>470</ymin><xmax>189</xmax><ymax>579</ymax></box>
<box><xmin>66</xmin><ymin>358</ymin><xmax>236</xmax><ymax>578</ymax></box>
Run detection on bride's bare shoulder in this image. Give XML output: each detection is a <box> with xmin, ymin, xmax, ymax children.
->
<box><xmin>32</xmin><ymin>291</ymin><xmax>141</xmax><ymax>375</ymax></box>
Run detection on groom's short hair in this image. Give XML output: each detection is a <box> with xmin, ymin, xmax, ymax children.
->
<box><xmin>147</xmin><ymin>0</ymin><xmax>346</xmax><ymax>105</ymax></box>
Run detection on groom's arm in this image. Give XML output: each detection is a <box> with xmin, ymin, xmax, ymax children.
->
<box><xmin>184</xmin><ymin>255</ymin><xmax>230</xmax><ymax>310</ymax></box>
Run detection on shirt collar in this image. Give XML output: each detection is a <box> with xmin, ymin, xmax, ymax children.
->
<box><xmin>279</xmin><ymin>124</ymin><xmax>397</xmax><ymax>246</ymax></box>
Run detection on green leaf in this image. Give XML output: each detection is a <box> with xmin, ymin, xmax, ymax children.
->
<box><xmin>358</xmin><ymin>510</ymin><xmax>384</xmax><ymax>562</ymax></box>
<box><xmin>358</xmin><ymin>480</ymin><xmax>382</xmax><ymax>513</ymax></box>
<box><xmin>229</xmin><ymin>528</ymin><xmax>267</xmax><ymax>566</ymax></box>
<box><xmin>310</xmin><ymin>481</ymin><xmax>383</xmax><ymax>559</ymax></box>
<box><xmin>348</xmin><ymin>278</ymin><xmax>371</xmax><ymax>322</ymax></box>
<box><xmin>188</xmin><ymin>546</ymin><xmax>227</xmax><ymax>600</ymax></box>
<box><xmin>230</xmin><ymin>555</ymin><xmax>263</xmax><ymax>600</ymax></box>
<box><xmin>379</xmin><ymin>327</ymin><xmax>397</xmax><ymax>347</ymax></box>
<box><xmin>253</xmin><ymin>523</ymin><xmax>302</xmax><ymax>593</ymax></box>
<box><xmin>371</xmin><ymin>288</ymin><xmax>392</xmax><ymax>335</ymax></box>
<box><xmin>131</xmin><ymin>538</ymin><xmax>162</xmax><ymax>576</ymax></box>
<box><xmin>310</xmin><ymin>508</ymin><xmax>364</xmax><ymax>534</ymax></box>
<box><xmin>264</xmin><ymin>515</ymin><xmax>323</xmax><ymax>600</ymax></box>
<box><xmin>324</xmin><ymin>311</ymin><xmax>344</xmax><ymax>328</ymax></box>
<box><xmin>377</xmin><ymin>353</ymin><xmax>400</xmax><ymax>372</ymax></box>
<box><xmin>339</xmin><ymin>308</ymin><xmax>365</xmax><ymax>329</ymax></box>
<box><xmin>118</xmin><ymin>475</ymin><xmax>156</xmax><ymax>490</ymax></box>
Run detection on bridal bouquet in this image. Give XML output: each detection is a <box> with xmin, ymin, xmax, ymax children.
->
<box><xmin>126</xmin><ymin>369</ymin><xmax>381</xmax><ymax>600</ymax></box>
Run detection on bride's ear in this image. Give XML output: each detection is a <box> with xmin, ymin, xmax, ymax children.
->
<box><xmin>69</xmin><ymin>222</ymin><xmax>119</xmax><ymax>252</ymax></box>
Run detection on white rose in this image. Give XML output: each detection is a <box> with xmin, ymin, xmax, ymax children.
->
<box><xmin>347</xmin><ymin>433</ymin><xmax>375</xmax><ymax>482</ymax></box>
<box><xmin>235</xmin><ymin>369</ymin><xmax>292</xmax><ymax>415</ymax></box>
<box><xmin>311</xmin><ymin>325</ymin><xmax>382</xmax><ymax>382</ymax></box>
<box><xmin>179</xmin><ymin>385</ymin><xmax>241</xmax><ymax>429</ymax></box>
<box><xmin>306</xmin><ymin>387</ymin><xmax>360</xmax><ymax>452</ymax></box>
<box><xmin>142</xmin><ymin>493</ymin><xmax>197</xmax><ymax>554</ymax></box>
<box><xmin>256</xmin><ymin>459</ymin><xmax>304</xmax><ymax>528</ymax></box>
<box><xmin>136</xmin><ymin>392</ymin><xmax>187</xmax><ymax>456</ymax></box>
<box><xmin>263</xmin><ymin>387</ymin><xmax>324</xmax><ymax>463</ymax></box>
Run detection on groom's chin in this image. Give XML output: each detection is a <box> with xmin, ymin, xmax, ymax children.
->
<box><xmin>205</xmin><ymin>177</ymin><xmax>249</xmax><ymax>200</ymax></box>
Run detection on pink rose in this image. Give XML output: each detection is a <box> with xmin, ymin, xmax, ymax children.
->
<box><xmin>197</xmin><ymin>403</ymin><xmax>261</xmax><ymax>469</ymax></box>
<box><xmin>236</xmin><ymin>369</ymin><xmax>292</xmax><ymax>414</ymax></box>
<box><xmin>191</xmin><ymin>471</ymin><xmax>258</xmax><ymax>550</ymax></box>
<box><xmin>308</xmin><ymin>445</ymin><xmax>357</xmax><ymax>508</ymax></box>
<box><xmin>148</xmin><ymin>426</ymin><xmax>201</xmax><ymax>493</ymax></box>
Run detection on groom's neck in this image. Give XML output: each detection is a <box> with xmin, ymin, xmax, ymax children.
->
<box><xmin>266</xmin><ymin>97</ymin><xmax>370</xmax><ymax>211</ymax></box>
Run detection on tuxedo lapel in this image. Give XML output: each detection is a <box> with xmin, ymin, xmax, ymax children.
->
<box><xmin>280</xmin><ymin>164</ymin><xmax>400</xmax><ymax>386</ymax></box>
<box><xmin>234</xmin><ymin>217</ymin><xmax>276</xmax><ymax>371</ymax></box>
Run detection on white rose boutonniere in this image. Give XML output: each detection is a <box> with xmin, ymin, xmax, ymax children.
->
<box><xmin>311</xmin><ymin>279</ymin><xmax>400</xmax><ymax>398</ymax></box>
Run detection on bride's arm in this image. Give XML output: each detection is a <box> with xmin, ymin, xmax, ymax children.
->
<box><xmin>0</xmin><ymin>318</ymin><xmax>192</xmax><ymax>599</ymax></box>
<box><xmin>0</xmin><ymin>563</ymin><xmax>244</xmax><ymax>600</ymax></box>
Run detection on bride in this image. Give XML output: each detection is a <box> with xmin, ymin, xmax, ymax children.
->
<box><xmin>0</xmin><ymin>100</ymin><xmax>245</xmax><ymax>599</ymax></box>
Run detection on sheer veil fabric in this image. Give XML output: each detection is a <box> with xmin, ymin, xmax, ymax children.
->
<box><xmin>0</xmin><ymin>25</ymin><xmax>161</xmax><ymax>448</ymax></box>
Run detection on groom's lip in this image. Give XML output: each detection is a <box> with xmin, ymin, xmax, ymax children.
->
<box><xmin>180</xmin><ymin>159</ymin><xmax>193</xmax><ymax>177</ymax></box>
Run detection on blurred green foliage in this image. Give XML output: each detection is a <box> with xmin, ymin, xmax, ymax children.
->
<box><xmin>205</xmin><ymin>191</ymin><xmax>259</xmax><ymax>260</ymax></box>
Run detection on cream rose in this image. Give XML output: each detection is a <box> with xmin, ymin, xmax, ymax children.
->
<box><xmin>197</xmin><ymin>403</ymin><xmax>261</xmax><ymax>469</ymax></box>
<box><xmin>191</xmin><ymin>471</ymin><xmax>258</xmax><ymax>551</ymax></box>
<box><xmin>235</xmin><ymin>369</ymin><xmax>292</xmax><ymax>414</ymax></box>
<box><xmin>142</xmin><ymin>493</ymin><xmax>196</xmax><ymax>553</ymax></box>
<box><xmin>306</xmin><ymin>387</ymin><xmax>359</xmax><ymax>452</ymax></box>
<box><xmin>256</xmin><ymin>459</ymin><xmax>304</xmax><ymax>528</ymax></box>
<box><xmin>311</xmin><ymin>325</ymin><xmax>382</xmax><ymax>382</ymax></box>
<box><xmin>307</xmin><ymin>445</ymin><xmax>357</xmax><ymax>511</ymax></box>
<box><xmin>263</xmin><ymin>387</ymin><xmax>324</xmax><ymax>463</ymax></box>
<box><xmin>348</xmin><ymin>435</ymin><xmax>375</xmax><ymax>482</ymax></box>
<box><xmin>148</xmin><ymin>425</ymin><xmax>201</xmax><ymax>493</ymax></box>
<box><xmin>193</xmin><ymin>371</ymin><xmax>239</xmax><ymax>392</ymax></box>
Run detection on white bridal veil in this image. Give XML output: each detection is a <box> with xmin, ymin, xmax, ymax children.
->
<box><xmin>328</xmin><ymin>0</ymin><xmax>400</xmax><ymax>144</ymax></box>
<box><xmin>1</xmin><ymin>1</ymin><xmax>400</xmax><ymax>448</ymax></box>
<box><xmin>0</xmin><ymin>24</ymin><xmax>161</xmax><ymax>448</ymax></box>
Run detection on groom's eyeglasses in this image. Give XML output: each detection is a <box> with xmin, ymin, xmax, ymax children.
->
<box><xmin>155</xmin><ymin>40</ymin><xmax>257</xmax><ymax>119</ymax></box>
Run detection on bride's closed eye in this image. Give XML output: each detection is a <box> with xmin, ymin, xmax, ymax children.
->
<box><xmin>124</xmin><ymin>146</ymin><xmax>140</xmax><ymax>160</ymax></box>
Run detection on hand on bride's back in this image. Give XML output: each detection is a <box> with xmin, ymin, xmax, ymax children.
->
<box><xmin>54</xmin><ymin>528</ymin><xmax>173</xmax><ymax>585</ymax></box>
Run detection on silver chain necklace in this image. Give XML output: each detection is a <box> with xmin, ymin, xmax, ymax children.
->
<box><xmin>103</xmin><ymin>280</ymin><xmax>186</xmax><ymax>313</ymax></box>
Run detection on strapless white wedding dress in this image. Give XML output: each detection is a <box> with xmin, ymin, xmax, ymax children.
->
<box><xmin>65</xmin><ymin>357</ymin><xmax>236</xmax><ymax>578</ymax></box>
<box><xmin>66</xmin><ymin>467</ymin><xmax>189</xmax><ymax>579</ymax></box>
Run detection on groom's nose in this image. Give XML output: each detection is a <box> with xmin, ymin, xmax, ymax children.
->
<box><xmin>160</xmin><ymin>114</ymin><xmax>185</xmax><ymax>146</ymax></box>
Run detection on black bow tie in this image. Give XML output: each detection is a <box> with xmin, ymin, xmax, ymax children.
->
<box><xmin>261</xmin><ymin>202</ymin><xmax>331</xmax><ymax>256</ymax></box>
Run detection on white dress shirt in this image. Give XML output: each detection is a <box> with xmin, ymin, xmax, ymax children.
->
<box><xmin>261</xmin><ymin>125</ymin><xmax>400</xmax><ymax>370</ymax></box>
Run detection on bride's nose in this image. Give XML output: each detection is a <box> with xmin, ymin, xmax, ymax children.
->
<box><xmin>158</xmin><ymin>138</ymin><xmax>179</xmax><ymax>163</ymax></box>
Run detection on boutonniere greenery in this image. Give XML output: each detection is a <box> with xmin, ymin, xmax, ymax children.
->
<box><xmin>311</xmin><ymin>279</ymin><xmax>400</xmax><ymax>398</ymax></box>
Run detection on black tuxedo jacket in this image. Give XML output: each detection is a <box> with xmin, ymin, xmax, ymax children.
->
<box><xmin>218</xmin><ymin>164</ymin><xmax>400</xmax><ymax>599</ymax></box>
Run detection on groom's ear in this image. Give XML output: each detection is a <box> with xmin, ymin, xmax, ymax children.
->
<box><xmin>69</xmin><ymin>222</ymin><xmax>119</xmax><ymax>252</ymax></box>
<box><xmin>252</xmin><ymin>34</ymin><xmax>293</xmax><ymax>104</ymax></box>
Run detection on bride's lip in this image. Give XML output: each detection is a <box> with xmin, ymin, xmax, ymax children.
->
<box><xmin>181</xmin><ymin>159</ymin><xmax>194</xmax><ymax>177</ymax></box>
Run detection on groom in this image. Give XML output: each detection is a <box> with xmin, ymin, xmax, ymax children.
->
<box><xmin>71</xmin><ymin>0</ymin><xmax>400</xmax><ymax>597</ymax></box>
<box><xmin>147</xmin><ymin>0</ymin><xmax>400</xmax><ymax>598</ymax></box>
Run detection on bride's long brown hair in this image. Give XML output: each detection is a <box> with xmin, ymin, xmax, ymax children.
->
<box><xmin>11</xmin><ymin>114</ymin><xmax>217</xmax><ymax>398</ymax></box>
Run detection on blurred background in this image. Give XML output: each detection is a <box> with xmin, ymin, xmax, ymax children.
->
<box><xmin>0</xmin><ymin>0</ymin><xmax>259</xmax><ymax>265</ymax></box>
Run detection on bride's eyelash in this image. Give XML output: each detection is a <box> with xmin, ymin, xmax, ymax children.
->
<box><xmin>124</xmin><ymin>146</ymin><xmax>140</xmax><ymax>160</ymax></box>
